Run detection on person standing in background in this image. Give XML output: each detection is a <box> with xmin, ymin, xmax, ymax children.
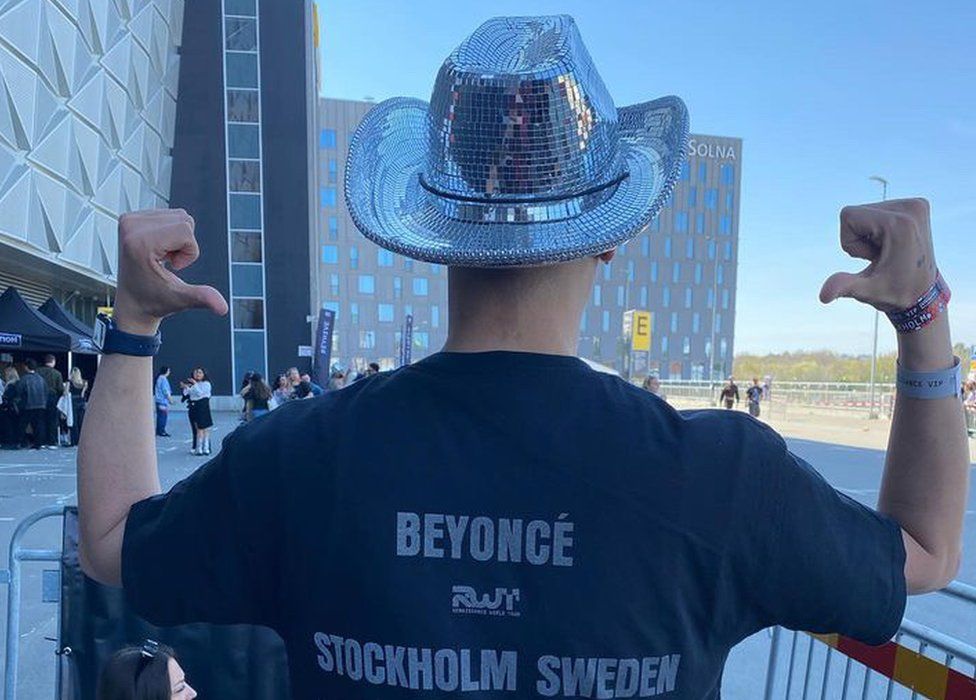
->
<box><xmin>182</xmin><ymin>368</ymin><xmax>213</xmax><ymax>456</ymax></box>
<box><xmin>0</xmin><ymin>367</ymin><xmax>21</xmax><ymax>449</ymax></box>
<box><xmin>18</xmin><ymin>359</ymin><xmax>48</xmax><ymax>449</ymax></box>
<box><xmin>68</xmin><ymin>368</ymin><xmax>89</xmax><ymax>446</ymax></box>
<box><xmin>154</xmin><ymin>367</ymin><xmax>172</xmax><ymax>438</ymax></box>
<box><xmin>272</xmin><ymin>374</ymin><xmax>292</xmax><ymax>404</ymax></box>
<box><xmin>746</xmin><ymin>377</ymin><xmax>763</xmax><ymax>418</ymax></box>
<box><xmin>241</xmin><ymin>372</ymin><xmax>273</xmax><ymax>421</ymax></box>
<box><xmin>718</xmin><ymin>376</ymin><xmax>740</xmax><ymax>410</ymax></box>
<box><xmin>36</xmin><ymin>354</ymin><xmax>63</xmax><ymax>448</ymax></box>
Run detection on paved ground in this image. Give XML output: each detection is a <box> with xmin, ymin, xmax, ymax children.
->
<box><xmin>1</xmin><ymin>410</ymin><xmax>973</xmax><ymax>698</ymax></box>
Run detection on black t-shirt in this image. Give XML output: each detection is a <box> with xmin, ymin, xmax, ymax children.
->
<box><xmin>122</xmin><ymin>351</ymin><xmax>906</xmax><ymax>699</ymax></box>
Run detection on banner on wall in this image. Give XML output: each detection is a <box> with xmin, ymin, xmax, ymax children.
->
<box><xmin>314</xmin><ymin>308</ymin><xmax>335</xmax><ymax>388</ymax></box>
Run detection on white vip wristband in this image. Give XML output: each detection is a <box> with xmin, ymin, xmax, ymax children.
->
<box><xmin>896</xmin><ymin>357</ymin><xmax>961</xmax><ymax>399</ymax></box>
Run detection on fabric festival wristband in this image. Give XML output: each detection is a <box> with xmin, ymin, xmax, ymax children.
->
<box><xmin>896</xmin><ymin>356</ymin><xmax>961</xmax><ymax>399</ymax></box>
<box><xmin>885</xmin><ymin>270</ymin><xmax>950</xmax><ymax>333</ymax></box>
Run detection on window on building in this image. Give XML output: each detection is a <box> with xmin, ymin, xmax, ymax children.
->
<box><xmin>350</xmin><ymin>302</ymin><xmax>359</xmax><ymax>325</ymax></box>
<box><xmin>225</xmin><ymin>0</ymin><xmax>256</xmax><ymax>14</ymax></box>
<box><xmin>685</xmin><ymin>288</ymin><xmax>692</xmax><ymax>308</ymax></box>
<box><xmin>705</xmin><ymin>188</ymin><xmax>718</xmax><ymax>210</ymax></box>
<box><xmin>692</xmin><ymin>313</ymin><xmax>700</xmax><ymax>333</ymax></box>
<box><xmin>431</xmin><ymin>305</ymin><xmax>440</xmax><ymax>328</ymax></box>
<box><xmin>650</xmin><ymin>262</ymin><xmax>658</xmax><ymax>283</ymax></box>
<box><xmin>404</xmin><ymin>258</ymin><xmax>414</xmax><ymax>271</ymax></box>
<box><xmin>349</xmin><ymin>246</ymin><xmax>359</xmax><ymax>269</ymax></box>
<box><xmin>393</xmin><ymin>276</ymin><xmax>402</xmax><ymax>299</ymax></box>
<box><xmin>592</xmin><ymin>285</ymin><xmax>601</xmax><ymax>306</ymax></box>
<box><xmin>228</xmin><ymin>159</ymin><xmax>260</xmax><ymax>193</ymax></box>
<box><xmin>698</xmin><ymin>163</ymin><xmax>707</xmax><ymax>183</ymax></box>
<box><xmin>639</xmin><ymin>286</ymin><xmax>648</xmax><ymax>307</ymax></box>
<box><xmin>229</xmin><ymin>194</ymin><xmax>261</xmax><ymax>229</ymax></box>
<box><xmin>320</xmin><ymin>128</ymin><xmax>337</xmax><ymax>149</ymax></box>
<box><xmin>672</xmin><ymin>262</ymin><xmax>680</xmax><ymax>284</ymax></box>
<box><xmin>413</xmin><ymin>277</ymin><xmax>428</xmax><ymax>296</ymax></box>
<box><xmin>708</xmin><ymin>240</ymin><xmax>716</xmax><ymax>260</ymax></box>
<box><xmin>232</xmin><ymin>298</ymin><xmax>263</xmax><ymax>329</ymax></box>
<box><xmin>378</xmin><ymin>304</ymin><xmax>394</xmax><ymax>323</ymax></box>
<box><xmin>602</xmin><ymin>310</ymin><xmax>610</xmax><ymax>332</ymax></box>
<box><xmin>360</xmin><ymin>330</ymin><xmax>376</xmax><ymax>349</ymax></box>
<box><xmin>377</xmin><ymin>249</ymin><xmax>394</xmax><ymax>267</ymax></box>
<box><xmin>724</xmin><ymin>242</ymin><xmax>733</xmax><ymax>261</ymax></box>
<box><xmin>722</xmin><ymin>289</ymin><xmax>730</xmax><ymax>309</ymax></box>
<box><xmin>328</xmin><ymin>158</ymin><xmax>338</xmax><ymax>184</ymax></box>
<box><xmin>329</xmin><ymin>273</ymin><xmax>339</xmax><ymax>296</ymax></box>
<box><xmin>665</xmin><ymin>190</ymin><xmax>673</xmax><ymax>208</ymax></box>
<box><xmin>686</xmin><ymin>238</ymin><xmax>694</xmax><ymax>259</ymax></box>
<box><xmin>679</xmin><ymin>161</ymin><xmax>690</xmax><ymax>181</ymax></box>
<box><xmin>720</xmin><ymin>164</ymin><xmax>735</xmax><ymax>185</ymax></box>
<box><xmin>227</xmin><ymin>89</ymin><xmax>259</xmax><ymax>122</ymax></box>
<box><xmin>694</xmin><ymin>263</ymin><xmax>702</xmax><ymax>285</ymax></box>
<box><xmin>327</xmin><ymin>216</ymin><xmax>338</xmax><ymax>240</ymax></box>
<box><xmin>225</xmin><ymin>16</ymin><xmax>257</xmax><ymax>51</ymax></box>
<box><xmin>231</xmin><ymin>263</ymin><xmax>262</xmax><ymax>297</ymax></box>
<box><xmin>670</xmin><ymin>312</ymin><xmax>678</xmax><ymax>333</ymax></box>
<box><xmin>579</xmin><ymin>313</ymin><xmax>587</xmax><ymax>333</ymax></box>
<box><xmin>675</xmin><ymin>212</ymin><xmax>689</xmax><ymax>232</ymax></box>
<box><xmin>404</xmin><ymin>304</ymin><xmax>413</xmax><ymax>317</ymax></box>
<box><xmin>707</xmin><ymin>288</ymin><xmax>714</xmax><ymax>309</ymax></box>
<box><xmin>641</xmin><ymin>236</ymin><xmax>650</xmax><ymax>257</ymax></box>
<box><xmin>725</xmin><ymin>190</ymin><xmax>734</xmax><ymax>211</ymax></box>
<box><xmin>226</xmin><ymin>52</ymin><xmax>258</xmax><ymax>87</ymax></box>
<box><xmin>716</xmin><ymin>314</ymin><xmax>723</xmax><ymax>334</ymax></box>
<box><xmin>662</xmin><ymin>287</ymin><xmax>670</xmax><ymax>307</ymax></box>
<box><xmin>705</xmin><ymin>340</ymin><xmax>712</xmax><ymax>361</ymax></box>
<box><xmin>358</xmin><ymin>275</ymin><xmax>375</xmax><ymax>294</ymax></box>
<box><xmin>603</xmin><ymin>263</ymin><xmax>612</xmax><ymax>281</ymax></box>
<box><xmin>616</xmin><ymin>286</ymin><xmax>624</xmax><ymax>307</ymax></box>
<box><xmin>626</xmin><ymin>260</ymin><xmax>635</xmax><ymax>282</ymax></box>
<box><xmin>414</xmin><ymin>332</ymin><xmax>430</xmax><ymax>350</ymax></box>
<box><xmin>717</xmin><ymin>265</ymin><xmax>724</xmax><ymax>284</ymax></box>
<box><xmin>430</xmin><ymin>264</ymin><xmax>441</xmax><ymax>275</ymax></box>
<box><xmin>696</xmin><ymin>212</ymin><xmax>704</xmax><ymax>235</ymax></box>
<box><xmin>720</xmin><ymin>337</ymin><xmax>728</xmax><ymax>358</ymax></box>
<box><xmin>232</xmin><ymin>231</ymin><xmax>262</xmax><ymax>262</ymax></box>
<box><xmin>664</xmin><ymin>238</ymin><xmax>672</xmax><ymax>258</ymax></box>
<box><xmin>687</xmin><ymin>186</ymin><xmax>697</xmax><ymax>208</ymax></box>
<box><xmin>661</xmin><ymin>335</ymin><xmax>669</xmax><ymax>354</ymax></box>
<box><xmin>650</xmin><ymin>217</ymin><xmax>661</xmax><ymax>233</ymax></box>
<box><xmin>720</xmin><ymin>216</ymin><xmax>731</xmax><ymax>235</ymax></box>
<box><xmin>228</xmin><ymin>124</ymin><xmax>259</xmax><ymax>158</ymax></box>
<box><xmin>320</xmin><ymin>187</ymin><xmax>337</xmax><ymax>208</ymax></box>
<box><xmin>683</xmin><ymin>336</ymin><xmax>691</xmax><ymax>355</ymax></box>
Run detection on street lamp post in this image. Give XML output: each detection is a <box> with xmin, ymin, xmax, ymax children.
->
<box><xmin>707</xmin><ymin>234</ymin><xmax>719</xmax><ymax>382</ymax></box>
<box><xmin>867</xmin><ymin>175</ymin><xmax>888</xmax><ymax>419</ymax></box>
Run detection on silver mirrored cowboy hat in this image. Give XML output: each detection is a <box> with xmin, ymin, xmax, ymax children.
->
<box><xmin>344</xmin><ymin>15</ymin><xmax>689</xmax><ymax>267</ymax></box>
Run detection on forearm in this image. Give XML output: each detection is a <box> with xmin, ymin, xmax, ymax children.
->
<box><xmin>878</xmin><ymin>312</ymin><xmax>969</xmax><ymax>589</ymax></box>
<box><xmin>77</xmin><ymin>352</ymin><xmax>161</xmax><ymax>585</ymax></box>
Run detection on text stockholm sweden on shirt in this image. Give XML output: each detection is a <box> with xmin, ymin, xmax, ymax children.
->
<box><xmin>311</xmin><ymin>513</ymin><xmax>683</xmax><ymax>697</ymax></box>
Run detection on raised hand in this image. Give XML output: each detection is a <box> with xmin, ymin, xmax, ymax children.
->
<box><xmin>112</xmin><ymin>209</ymin><xmax>228</xmax><ymax>335</ymax></box>
<box><xmin>819</xmin><ymin>198</ymin><xmax>937</xmax><ymax>313</ymax></box>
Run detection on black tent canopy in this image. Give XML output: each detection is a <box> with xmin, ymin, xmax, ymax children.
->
<box><xmin>39</xmin><ymin>297</ymin><xmax>94</xmax><ymax>338</ymax></box>
<box><xmin>0</xmin><ymin>287</ymin><xmax>97</xmax><ymax>354</ymax></box>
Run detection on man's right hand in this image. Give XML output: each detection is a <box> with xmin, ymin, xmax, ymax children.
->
<box><xmin>113</xmin><ymin>209</ymin><xmax>228</xmax><ymax>335</ymax></box>
<box><xmin>819</xmin><ymin>198</ymin><xmax>937</xmax><ymax>313</ymax></box>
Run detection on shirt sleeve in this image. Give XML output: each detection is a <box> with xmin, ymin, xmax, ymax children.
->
<box><xmin>121</xmin><ymin>421</ymin><xmax>282</xmax><ymax>628</ymax></box>
<box><xmin>732</xmin><ymin>427</ymin><xmax>907</xmax><ymax>645</ymax></box>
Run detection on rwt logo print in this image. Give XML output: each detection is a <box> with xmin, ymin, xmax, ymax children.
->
<box><xmin>452</xmin><ymin>586</ymin><xmax>521</xmax><ymax>617</ymax></box>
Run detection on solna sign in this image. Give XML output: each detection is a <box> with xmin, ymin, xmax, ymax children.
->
<box><xmin>687</xmin><ymin>139</ymin><xmax>736</xmax><ymax>160</ymax></box>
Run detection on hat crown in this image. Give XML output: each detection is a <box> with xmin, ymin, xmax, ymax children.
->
<box><xmin>424</xmin><ymin>15</ymin><xmax>622</xmax><ymax>202</ymax></box>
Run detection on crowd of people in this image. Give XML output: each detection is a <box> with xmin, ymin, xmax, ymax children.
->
<box><xmin>0</xmin><ymin>355</ymin><xmax>90</xmax><ymax>450</ymax></box>
<box><xmin>964</xmin><ymin>377</ymin><xmax>976</xmax><ymax>437</ymax></box>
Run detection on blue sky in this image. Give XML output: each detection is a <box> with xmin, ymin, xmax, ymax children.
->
<box><xmin>318</xmin><ymin>1</ymin><xmax>976</xmax><ymax>355</ymax></box>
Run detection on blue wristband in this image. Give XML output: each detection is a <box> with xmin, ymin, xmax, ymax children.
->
<box><xmin>896</xmin><ymin>357</ymin><xmax>961</xmax><ymax>399</ymax></box>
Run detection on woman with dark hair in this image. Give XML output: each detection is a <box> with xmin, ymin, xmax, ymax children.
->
<box><xmin>181</xmin><ymin>368</ymin><xmax>213</xmax><ymax>456</ymax></box>
<box><xmin>240</xmin><ymin>372</ymin><xmax>272</xmax><ymax>421</ymax></box>
<box><xmin>96</xmin><ymin>641</ymin><xmax>196</xmax><ymax>699</ymax></box>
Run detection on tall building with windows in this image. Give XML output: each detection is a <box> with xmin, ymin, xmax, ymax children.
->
<box><xmin>316</xmin><ymin>100</ymin><xmax>738</xmax><ymax>380</ymax></box>
<box><xmin>0</xmin><ymin>0</ymin><xmax>184</xmax><ymax>316</ymax></box>
<box><xmin>156</xmin><ymin>0</ymin><xmax>316</xmax><ymax>392</ymax></box>
<box><xmin>578</xmin><ymin>135</ymin><xmax>742</xmax><ymax>380</ymax></box>
<box><xmin>316</xmin><ymin>98</ymin><xmax>448</xmax><ymax>370</ymax></box>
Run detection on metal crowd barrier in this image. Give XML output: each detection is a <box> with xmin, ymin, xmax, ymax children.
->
<box><xmin>763</xmin><ymin>582</ymin><xmax>976</xmax><ymax>699</ymax></box>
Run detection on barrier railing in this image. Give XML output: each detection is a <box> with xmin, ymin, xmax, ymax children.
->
<box><xmin>763</xmin><ymin>581</ymin><xmax>976</xmax><ymax>699</ymax></box>
<box><xmin>1</xmin><ymin>506</ymin><xmax>66</xmax><ymax>700</ymax></box>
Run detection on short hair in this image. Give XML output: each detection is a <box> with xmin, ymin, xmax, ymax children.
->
<box><xmin>43</xmin><ymin>354</ymin><xmax>56</xmax><ymax>364</ymax></box>
<box><xmin>369</xmin><ymin>362</ymin><xmax>380</xmax><ymax>372</ymax></box>
<box><xmin>25</xmin><ymin>358</ymin><xmax>38</xmax><ymax>371</ymax></box>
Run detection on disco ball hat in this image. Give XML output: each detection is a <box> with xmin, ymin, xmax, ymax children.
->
<box><xmin>344</xmin><ymin>15</ymin><xmax>689</xmax><ymax>267</ymax></box>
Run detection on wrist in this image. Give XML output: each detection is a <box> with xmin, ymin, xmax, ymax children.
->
<box><xmin>897</xmin><ymin>311</ymin><xmax>953</xmax><ymax>372</ymax></box>
<box><xmin>112</xmin><ymin>303</ymin><xmax>161</xmax><ymax>337</ymax></box>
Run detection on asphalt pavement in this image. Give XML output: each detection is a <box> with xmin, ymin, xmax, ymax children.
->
<box><xmin>1</xmin><ymin>412</ymin><xmax>973</xmax><ymax>699</ymax></box>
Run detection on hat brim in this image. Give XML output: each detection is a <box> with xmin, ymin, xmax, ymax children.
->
<box><xmin>344</xmin><ymin>95</ymin><xmax>689</xmax><ymax>267</ymax></box>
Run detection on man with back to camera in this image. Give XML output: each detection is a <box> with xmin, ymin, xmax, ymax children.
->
<box><xmin>77</xmin><ymin>16</ymin><xmax>968</xmax><ymax>699</ymax></box>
